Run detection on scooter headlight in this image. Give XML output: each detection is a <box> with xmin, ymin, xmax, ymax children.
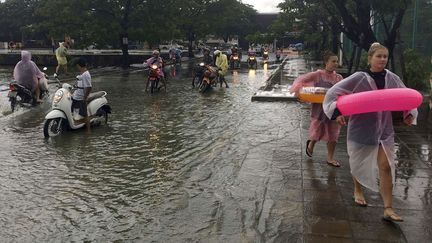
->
<box><xmin>53</xmin><ymin>90</ymin><xmax>64</xmax><ymax>103</ymax></box>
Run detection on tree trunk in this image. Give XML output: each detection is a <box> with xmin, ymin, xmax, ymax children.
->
<box><xmin>120</xmin><ymin>0</ymin><xmax>132</xmax><ymax>68</ymax></box>
<box><xmin>348</xmin><ymin>45</ymin><xmax>356</xmax><ymax>74</ymax></box>
<box><xmin>121</xmin><ymin>33</ymin><xmax>129</xmax><ymax>69</ymax></box>
<box><xmin>353</xmin><ymin>47</ymin><xmax>362</xmax><ymax>72</ymax></box>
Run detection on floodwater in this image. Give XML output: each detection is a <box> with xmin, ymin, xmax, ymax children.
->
<box><xmin>0</xmin><ymin>62</ymin><xmax>301</xmax><ymax>242</ymax></box>
<box><xmin>2</xmin><ymin>59</ymin><xmax>431</xmax><ymax>243</ymax></box>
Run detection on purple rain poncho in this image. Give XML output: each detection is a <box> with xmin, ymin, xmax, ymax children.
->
<box><xmin>13</xmin><ymin>51</ymin><xmax>44</xmax><ymax>92</ymax></box>
<box><xmin>323</xmin><ymin>70</ymin><xmax>418</xmax><ymax>192</ymax></box>
<box><xmin>290</xmin><ymin>69</ymin><xmax>343</xmax><ymax>142</ymax></box>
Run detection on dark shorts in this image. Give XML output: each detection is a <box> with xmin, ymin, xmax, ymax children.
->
<box><xmin>72</xmin><ymin>99</ymin><xmax>87</xmax><ymax>117</ymax></box>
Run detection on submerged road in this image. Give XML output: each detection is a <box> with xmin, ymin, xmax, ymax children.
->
<box><xmin>0</xmin><ymin>56</ymin><xmax>431</xmax><ymax>242</ymax></box>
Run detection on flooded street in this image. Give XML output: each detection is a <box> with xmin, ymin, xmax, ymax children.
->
<box><xmin>0</xmin><ymin>63</ymin><xmax>303</xmax><ymax>242</ymax></box>
<box><xmin>1</xmin><ymin>59</ymin><xmax>431</xmax><ymax>243</ymax></box>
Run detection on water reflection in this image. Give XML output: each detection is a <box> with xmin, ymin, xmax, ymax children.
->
<box><xmin>420</xmin><ymin>144</ymin><xmax>429</xmax><ymax>161</ymax></box>
<box><xmin>231</xmin><ymin>70</ymin><xmax>240</xmax><ymax>85</ymax></box>
<box><xmin>248</xmin><ymin>69</ymin><xmax>256</xmax><ymax>78</ymax></box>
<box><xmin>0</xmin><ymin>63</ymin><xmax>298</xmax><ymax>241</ymax></box>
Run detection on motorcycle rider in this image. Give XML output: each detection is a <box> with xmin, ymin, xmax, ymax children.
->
<box><xmin>276</xmin><ymin>47</ymin><xmax>282</xmax><ymax>62</ymax></box>
<box><xmin>214</xmin><ymin>50</ymin><xmax>229</xmax><ymax>88</ymax></box>
<box><xmin>144</xmin><ymin>50</ymin><xmax>166</xmax><ymax>90</ymax></box>
<box><xmin>230</xmin><ymin>45</ymin><xmax>242</xmax><ymax>61</ymax></box>
<box><xmin>72</xmin><ymin>57</ymin><xmax>92</xmax><ymax>131</ymax></box>
<box><xmin>13</xmin><ymin>50</ymin><xmax>46</xmax><ymax>103</ymax></box>
<box><xmin>247</xmin><ymin>48</ymin><xmax>257</xmax><ymax>67</ymax></box>
<box><xmin>168</xmin><ymin>47</ymin><xmax>181</xmax><ymax>63</ymax></box>
<box><xmin>263</xmin><ymin>46</ymin><xmax>269</xmax><ymax>57</ymax></box>
<box><xmin>202</xmin><ymin>48</ymin><xmax>213</xmax><ymax>65</ymax></box>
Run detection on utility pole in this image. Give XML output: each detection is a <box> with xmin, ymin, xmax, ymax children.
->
<box><xmin>411</xmin><ymin>0</ymin><xmax>418</xmax><ymax>50</ymax></box>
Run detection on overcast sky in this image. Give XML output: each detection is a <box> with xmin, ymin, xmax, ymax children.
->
<box><xmin>242</xmin><ymin>0</ymin><xmax>282</xmax><ymax>13</ymax></box>
<box><xmin>0</xmin><ymin>0</ymin><xmax>283</xmax><ymax>13</ymax></box>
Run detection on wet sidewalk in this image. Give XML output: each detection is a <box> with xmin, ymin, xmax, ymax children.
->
<box><xmin>263</xmin><ymin>55</ymin><xmax>432</xmax><ymax>242</ymax></box>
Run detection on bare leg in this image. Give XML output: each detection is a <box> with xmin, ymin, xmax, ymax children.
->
<box><xmin>378</xmin><ymin>145</ymin><xmax>402</xmax><ymax>221</ymax></box>
<box><xmin>85</xmin><ymin>115</ymin><xmax>91</xmax><ymax>133</ymax></box>
<box><xmin>307</xmin><ymin>140</ymin><xmax>317</xmax><ymax>155</ymax></box>
<box><xmin>353</xmin><ymin>176</ymin><xmax>367</xmax><ymax>206</ymax></box>
<box><xmin>55</xmin><ymin>65</ymin><xmax>60</xmax><ymax>75</ymax></box>
<box><xmin>326</xmin><ymin>141</ymin><xmax>340</xmax><ymax>166</ymax></box>
<box><xmin>35</xmin><ymin>81</ymin><xmax>42</xmax><ymax>102</ymax></box>
<box><xmin>145</xmin><ymin>80</ymin><xmax>150</xmax><ymax>92</ymax></box>
<box><xmin>161</xmin><ymin>78</ymin><xmax>167</xmax><ymax>92</ymax></box>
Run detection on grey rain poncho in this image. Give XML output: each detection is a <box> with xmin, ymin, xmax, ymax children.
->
<box><xmin>323</xmin><ymin>70</ymin><xmax>418</xmax><ymax>192</ymax></box>
<box><xmin>13</xmin><ymin>51</ymin><xmax>44</xmax><ymax>92</ymax></box>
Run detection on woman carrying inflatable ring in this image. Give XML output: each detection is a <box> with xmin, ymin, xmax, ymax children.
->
<box><xmin>323</xmin><ymin>43</ymin><xmax>418</xmax><ymax>222</ymax></box>
<box><xmin>289</xmin><ymin>51</ymin><xmax>343</xmax><ymax>167</ymax></box>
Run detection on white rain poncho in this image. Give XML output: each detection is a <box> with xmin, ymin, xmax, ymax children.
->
<box><xmin>323</xmin><ymin>70</ymin><xmax>418</xmax><ymax>192</ymax></box>
<box><xmin>13</xmin><ymin>51</ymin><xmax>44</xmax><ymax>92</ymax></box>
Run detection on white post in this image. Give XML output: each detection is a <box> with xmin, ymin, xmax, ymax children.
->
<box><xmin>339</xmin><ymin>32</ymin><xmax>343</xmax><ymax>66</ymax></box>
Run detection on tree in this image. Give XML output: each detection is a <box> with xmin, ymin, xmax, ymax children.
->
<box><xmin>277</xmin><ymin>0</ymin><xmax>412</xmax><ymax>73</ymax></box>
<box><xmin>174</xmin><ymin>0</ymin><xmax>212</xmax><ymax>57</ymax></box>
<box><xmin>35</xmin><ymin>0</ymin><xmax>182</xmax><ymax>67</ymax></box>
<box><xmin>0</xmin><ymin>0</ymin><xmax>41</xmax><ymax>43</ymax></box>
<box><xmin>207</xmin><ymin>0</ymin><xmax>257</xmax><ymax>43</ymax></box>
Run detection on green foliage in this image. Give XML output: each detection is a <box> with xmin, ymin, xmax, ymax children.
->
<box><xmin>0</xmin><ymin>0</ymin><xmax>40</xmax><ymax>41</ymax></box>
<box><xmin>359</xmin><ymin>51</ymin><xmax>368</xmax><ymax>70</ymax></box>
<box><xmin>0</xmin><ymin>0</ymin><xmax>260</xmax><ymax>50</ymax></box>
<box><xmin>403</xmin><ymin>49</ymin><xmax>431</xmax><ymax>91</ymax></box>
<box><xmin>206</xmin><ymin>0</ymin><xmax>257</xmax><ymax>41</ymax></box>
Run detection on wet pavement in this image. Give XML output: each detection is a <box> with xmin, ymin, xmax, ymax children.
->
<box><xmin>273</xmin><ymin>56</ymin><xmax>432</xmax><ymax>242</ymax></box>
<box><xmin>0</xmin><ymin>54</ymin><xmax>431</xmax><ymax>242</ymax></box>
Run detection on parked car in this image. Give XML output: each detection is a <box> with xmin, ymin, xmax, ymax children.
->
<box><xmin>159</xmin><ymin>41</ymin><xmax>184</xmax><ymax>50</ymax></box>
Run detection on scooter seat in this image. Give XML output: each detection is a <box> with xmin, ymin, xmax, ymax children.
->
<box><xmin>87</xmin><ymin>91</ymin><xmax>106</xmax><ymax>103</ymax></box>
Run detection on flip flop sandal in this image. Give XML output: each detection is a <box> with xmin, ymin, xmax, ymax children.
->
<box><xmin>382</xmin><ymin>208</ymin><xmax>403</xmax><ymax>222</ymax></box>
<box><xmin>306</xmin><ymin>140</ymin><xmax>312</xmax><ymax>157</ymax></box>
<box><xmin>352</xmin><ymin>197</ymin><xmax>368</xmax><ymax>207</ymax></box>
<box><xmin>383</xmin><ymin>214</ymin><xmax>404</xmax><ymax>222</ymax></box>
<box><xmin>326</xmin><ymin>160</ymin><xmax>341</xmax><ymax>167</ymax></box>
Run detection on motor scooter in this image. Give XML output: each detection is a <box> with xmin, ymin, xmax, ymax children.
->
<box><xmin>146</xmin><ymin>64</ymin><xmax>166</xmax><ymax>93</ymax></box>
<box><xmin>8</xmin><ymin>68</ymin><xmax>49</xmax><ymax>112</ymax></box>
<box><xmin>199</xmin><ymin>65</ymin><xmax>218</xmax><ymax>93</ymax></box>
<box><xmin>262</xmin><ymin>50</ymin><xmax>269</xmax><ymax>63</ymax></box>
<box><xmin>247</xmin><ymin>53</ymin><xmax>257</xmax><ymax>69</ymax></box>
<box><xmin>43</xmin><ymin>82</ymin><xmax>111</xmax><ymax>138</ymax></box>
<box><xmin>230</xmin><ymin>53</ymin><xmax>240</xmax><ymax>69</ymax></box>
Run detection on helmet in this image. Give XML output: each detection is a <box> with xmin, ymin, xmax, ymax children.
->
<box><xmin>152</xmin><ymin>50</ymin><xmax>160</xmax><ymax>55</ymax></box>
<box><xmin>214</xmin><ymin>50</ymin><xmax>221</xmax><ymax>56</ymax></box>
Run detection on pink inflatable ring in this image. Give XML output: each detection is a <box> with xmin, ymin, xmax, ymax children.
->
<box><xmin>336</xmin><ymin>88</ymin><xmax>422</xmax><ymax>116</ymax></box>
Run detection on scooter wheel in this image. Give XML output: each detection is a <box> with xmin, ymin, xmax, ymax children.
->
<box><xmin>10</xmin><ymin>97</ymin><xmax>17</xmax><ymax>112</ymax></box>
<box><xmin>43</xmin><ymin>118</ymin><xmax>65</xmax><ymax>138</ymax></box>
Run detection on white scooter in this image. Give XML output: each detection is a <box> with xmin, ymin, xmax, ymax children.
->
<box><xmin>43</xmin><ymin>82</ymin><xmax>111</xmax><ymax>138</ymax></box>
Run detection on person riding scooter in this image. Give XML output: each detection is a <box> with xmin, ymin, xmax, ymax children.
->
<box><xmin>144</xmin><ymin>50</ymin><xmax>166</xmax><ymax>91</ymax></box>
<box><xmin>168</xmin><ymin>47</ymin><xmax>182</xmax><ymax>64</ymax></box>
<box><xmin>13</xmin><ymin>50</ymin><xmax>46</xmax><ymax>103</ymax></box>
<box><xmin>247</xmin><ymin>49</ymin><xmax>257</xmax><ymax>69</ymax></box>
<box><xmin>262</xmin><ymin>46</ymin><xmax>269</xmax><ymax>62</ymax></box>
<box><xmin>72</xmin><ymin>57</ymin><xmax>92</xmax><ymax>131</ymax></box>
<box><xmin>202</xmin><ymin>48</ymin><xmax>213</xmax><ymax>65</ymax></box>
<box><xmin>276</xmin><ymin>48</ymin><xmax>282</xmax><ymax>62</ymax></box>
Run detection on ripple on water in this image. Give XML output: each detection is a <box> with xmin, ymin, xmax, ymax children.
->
<box><xmin>0</xmin><ymin>66</ymin><xmax>294</xmax><ymax>241</ymax></box>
